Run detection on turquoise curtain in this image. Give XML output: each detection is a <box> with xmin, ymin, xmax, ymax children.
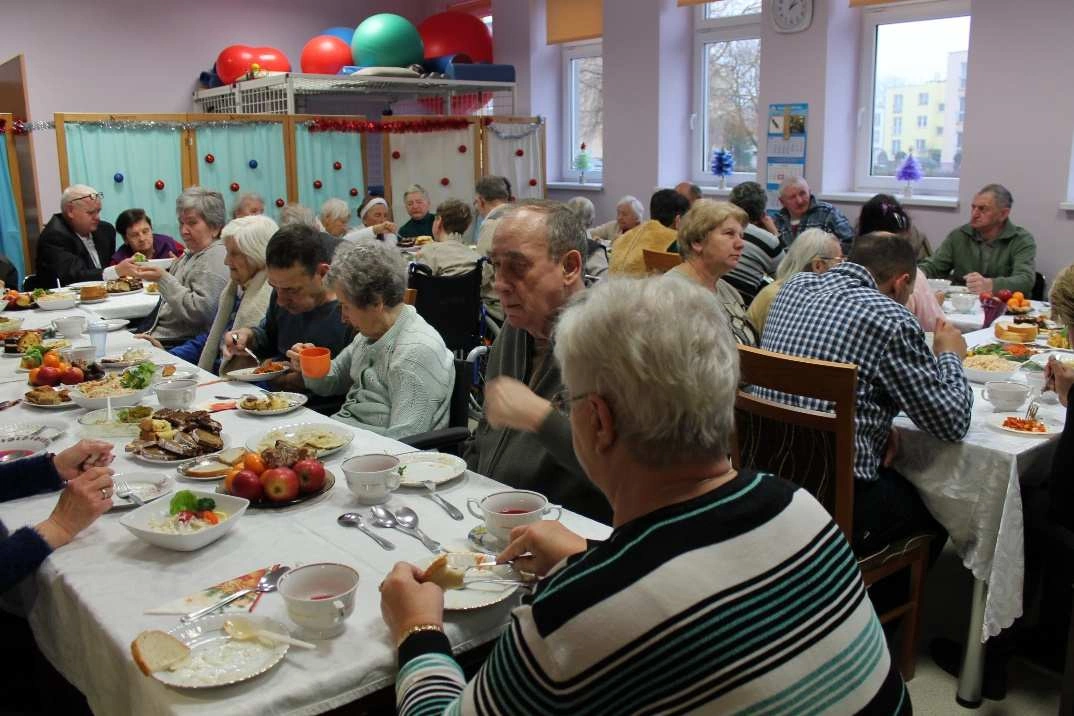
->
<box><xmin>294</xmin><ymin>126</ymin><xmax>365</xmax><ymax>224</ymax></box>
<box><xmin>196</xmin><ymin>123</ymin><xmax>287</xmax><ymax>222</ymax></box>
<box><xmin>64</xmin><ymin>123</ymin><xmax>184</xmax><ymax>245</ymax></box>
<box><xmin>0</xmin><ymin>137</ymin><xmax>23</xmax><ymax>283</ymax></box>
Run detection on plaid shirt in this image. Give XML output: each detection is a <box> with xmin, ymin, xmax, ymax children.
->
<box><xmin>775</xmin><ymin>196</ymin><xmax>855</xmax><ymax>253</ymax></box>
<box><xmin>756</xmin><ymin>262</ymin><xmax>973</xmax><ymax>482</ymax></box>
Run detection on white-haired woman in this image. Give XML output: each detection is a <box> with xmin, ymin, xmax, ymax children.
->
<box><xmin>591</xmin><ymin>195</ymin><xmax>643</xmax><ymax>245</ymax></box>
<box><xmin>748</xmin><ymin>228</ymin><xmax>842</xmax><ymax>336</ymax></box>
<box><xmin>232</xmin><ymin>192</ymin><xmax>264</xmax><ymax>219</ymax></box>
<box><xmin>319</xmin><ymin>198</ymin><xmax>351</xmax><ymax>238</ymax></box>
<box><xmin>343</xmin><ymin>197</ymin><xmax>398</xmax><ymax>246</ymax></box>
<box><xmin>288</xmin><ymin>240</ymin><xmax>452</xmax><ymax>438</ymax></box>
<box><xmin>133</xmin><ymin>187</ymin><xmax>231</xmax><ymax>347</ymax></box>
<box><xmin>380</xmin><ymin>277</ymin><xmax>909</xmax><ymax>714</ymax></box>
<box><xmin>565</xmin><ymin>195</ymin><xmax>609</xmax><ymax>282</ymax></box>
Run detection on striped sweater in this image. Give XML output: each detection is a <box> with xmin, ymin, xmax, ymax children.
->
<box><xmin>396</xmin><ymin>471</ymin><xmax>910</xmax><ymax>715</ymax></box>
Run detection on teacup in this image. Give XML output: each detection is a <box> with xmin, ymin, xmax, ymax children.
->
<box><xmin>467</xmin><ymin>489</ymin><xmax>562</xmax><ymax>542</ymax></box>
<box><xmin>341</xmin><ymin>454</ymin><xmax>401</xmax><ymax>505</ymax></box>
<box><xmin>950</xmin><ymin>293</ymin><xmax>977</xmax><ymax>313</ymax></box>
<box><xmin>154</xmin><ymin>379</ymin><xmax>197</xmax><ymax>409</ymax></box>
<box><xmin>276</xmin><ymin>562</ymin><xmax>359</xmax><ymax>639</ymax></box>
<box><xmin>52</xmin><ymin>315</ymin><xmax>86</xmax><ymax>337</ymax></box>
<box><xmin>983</xmin><ymin>381</ymin><xmax>1030</xmax><ymax>412</ymax></box>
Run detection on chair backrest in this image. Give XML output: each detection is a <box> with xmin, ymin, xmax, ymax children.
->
<box><xmin>642</xmin><ymin>249</ymin><xmax>682</xmax><ymax>274</ymax></box>
<box><xmin>1032</xmin><ymin>272</ymin><xmax>1047</xmax><ymax>301</ymax></box>
<box><xmin>733</xmin><ymin>345</ymin><xmax>858</xmax><ymax>538</ymax></box>
<box><xmin>403</xmin><ymin>288</ymin><xmax>417</xmax><ymax>305</ymax></box>
<box><xmin>408</xmin><ymin>260</ymin><xmax>485</xmax><ymax>354</ymax></box>
<box><xmin>447</xmin><ymin>358</ymin><xmax>475</xmax><ymax>428</ymax></box>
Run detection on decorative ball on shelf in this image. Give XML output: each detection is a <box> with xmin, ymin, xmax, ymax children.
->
<box><xmin>300</xmin><ymin>34</ymin><xmax>353</xmax><ymax>75</ymax></box>
<box><xmin>204</xmin><ymin>153</ymin><xmax>215</xmax><ymax>164</ymax></box>
<box><xmin>515</xmin><ymin>148</ymin><xmax>524</xmax><ymax>157</ymax></box>
<box><xmin>248</xmin><ymin>159</ymin><xmax>258</xmax><ymax>169</ymax></box>
<box><xmin>458</xmin><ymin>144</ymin><xmax>467</xmax><ymax>154</ymax></box>
<box><xmin>349</xmin><ymin>187</ymin><xmax>359</xmax><ymax>197</ymax></box>
<box><xmin>351</xmin><ymin>13</ymin><xmax>424</xmax><ymax>69</ymax></box>
<box><xmin>113</xmin><ymin>172</ymin><xmax>124</xmax><ymax>183</ymax></box>
<box><xmin>333</xmin><ymin>161</ymin><xmax>342</xmax><ymax>170</ymax></box>
<box><xmin>230</xmin><ymin>182</ymin><xmax>240</xmax><ymax>192</ymax></box>
<box><xmin>391</xmin><ymin>150</ymin><xmax>401</xmax><ymax>160</ymax></box>
<box><xmin>275</xmin><ymin>198</ymin><xmax>285</xmax><ymax>208</ymax></box>
<box><xmin>418</xmin><ymin>11</ymin><xmax>493</xmax><ymax>64</ymax></box>
<box><xmin>154</xmin><ymin>179</ymin><xmax>165</xmax><ymax>190</ymax></box>
<box><xmin>321</xmin><ymin>26</ymin><xmax>355</xmax><ymax>45</ymax></box>
<box><xmin>313</xmin><ymin>180</ymin><xmax>323</xmax><ymax>189</ymax></box>
<box><xmin>529</xmin><ymin>178</ymin><xmax>538</xmax><ymax>187</ymax></box>
<box><xmin>440</xmin><ymin>177</ymin><xmax>450</xmax><ymax>186</ymax></box>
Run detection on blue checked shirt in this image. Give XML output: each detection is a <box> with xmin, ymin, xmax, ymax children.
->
<box><xmin>775</xmin><ymin>196</ymin><xmax>855</xmax><ymax>253</ymax></box>
<box><xmin>756</xmin><ymin>262</ymin><xmax>973</xmax><ymax>482</ymax></box>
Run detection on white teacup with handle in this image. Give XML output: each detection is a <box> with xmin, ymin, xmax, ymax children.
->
<box><xmin>51</xmin><ymin>315</ymin><xmax>86</xmax><ymax>338</ymax></box>
<box><xmin>983</xmin><ymin>381</ymin><xmax>1030</xmax><ymax>412</ymax></box>
<box><xmin>276</xmin><ymin>562</ymin><xmax>359</xmax><ymax>639</ymax></box>
<box><xmin>467</xmin><ymin>489</ymin><xmax>563</xmax><ymax>542</ymax></box>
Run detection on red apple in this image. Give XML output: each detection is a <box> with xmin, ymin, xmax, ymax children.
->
<box><xmin>60</xmin><ymin>366</ymin><xmax>84</xmax><ymax>385</ymax></box>
<box><xmin>996</xmin><ymin>289</ymin><xmax>1013</xmax><ymax>302</ymax></box>
<box><xmin>260</xmin><ymin>467</ymin><xmax>300</xmax><ymax>502</ymax></box>
<box><xmin>37</xmin><ymin>366</ymin><xmax>62</xmax><ymax>386</ymax></box>
<box><xmin>293</xmin><ymin>459</ymin><xmax>326</xmax><ymax>493</ymax></box>
<box><xmin>230</xmin><ymin>470</ymin><xmax>264</xmax><ymax>502</ymax></box>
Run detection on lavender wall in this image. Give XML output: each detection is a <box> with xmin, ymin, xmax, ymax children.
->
<box><xmin>0</xmin><ymin>0</ymin><xmax>428</xmax><ymax>217</ymax></box>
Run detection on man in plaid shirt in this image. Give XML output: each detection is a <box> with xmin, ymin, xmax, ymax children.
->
<box><xmin>757</xmin><ymin>232</ymin><xmax>973</xmax><ymax>553</ymax></box>
<box><xmin>774</xmin><ymin>177</ymin><xmax>855</xmax><ymax>254</ymax></box>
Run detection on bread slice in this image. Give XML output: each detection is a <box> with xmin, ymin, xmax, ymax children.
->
<box><xmin>217</xmin><ymin>448</ymin><xmax>247</xmax><ymax>466</ymax></box>
<box><xmin>131</xmin><ymin>630</ymin><xmax>190</xmax><ymax>675</ymax></box>
<box><xmin>995</xmin><ymin>322</ymin><xmax>1037</xmax><ymax>342</ymax></box>
<box><xmin>183</xmin><ymin>461</ymin><xmax>232</xmax><ymax>478</ymax></box>
<box><xmin>419</xmin><ymin>555</ymin><xmax>468</xmax><ymax>591</ymax></box>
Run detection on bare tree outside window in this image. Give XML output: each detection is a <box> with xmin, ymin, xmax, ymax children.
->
<box><xmin>703</xmin><ymin>38</ymin><xmax>760</xmax><ymax>175</ymax></box>
<box><xmin>706</xmin><ymin>0</ymin><xmax>762</xmax><ymax>19</ymax></box>
<box><xmin>571</xmin><ymin>57</ymin><xmax>604</xmax><ymax>173</ymax></box>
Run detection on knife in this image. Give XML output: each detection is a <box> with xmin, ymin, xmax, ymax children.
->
<box><xmin>0</xmin><ymin>399</ymin><xmax>21</xmax><ymax>411</ymax></box>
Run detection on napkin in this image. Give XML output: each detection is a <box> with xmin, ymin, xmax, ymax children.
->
<box><xmin>144</xmin><ymin>565</ymin><xmax>277</xmax><ymax>615</ymax></box>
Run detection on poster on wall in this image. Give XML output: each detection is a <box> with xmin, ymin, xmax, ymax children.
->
<box><xmin>766</xmin><ymin>103</ymin><xmax>808</xmax><ymax>191</ymax></box>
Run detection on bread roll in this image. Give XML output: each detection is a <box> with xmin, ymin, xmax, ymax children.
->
<box><xmin>130</xmin><ymin>630</ymin><xmax>190</xmax><ymax>675</ymax></box>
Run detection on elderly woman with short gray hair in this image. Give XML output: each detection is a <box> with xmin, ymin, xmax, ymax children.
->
<box><xmin>591</xmin><ymin>195</ymin><xmax>644</xmax><ymax>245</ymax></box>
<box><xmin>319</xmin><ymin>198</ymin><xmax>351</xmax><ymax>238</ymax></box>
<box><xmin>380</xmin><ymin>276</ymin><xmax>908</xmax><ymax>714</ymax></box>
<box><xmin>289</xmin><ymin>239</ymin><xmax>453</xmax><ymax>438</ymax></box>
<box><xmin>748</xmin><ymin>228</ymin><xmax>841</xmax><ymax>335</ymax></box>
<box><xmin>132</xmin><ymin>187</ymin><xmax>231</xmax><ymax>347</ymax></box>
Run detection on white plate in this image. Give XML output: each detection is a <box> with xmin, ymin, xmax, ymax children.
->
<box><xmin>104</xmin><ymin>319</ymin><xmax>130</xmax><ymax>332</ymax></box>
<box><xmin>23</xmin><ymin>397</ymin><xmax>80</xmax><ymax>410</ymax></box>
<box><xmin>66</xmin><ymin>281</ymin><xmax>105</xmax><ymax>289</ymax></box>
<box><xmin>130</xmin><ymin>444</ymin><xmax>225</xmax><ymax>466</ymax></box>
<box><xmin>397</xmin><ymin>452</ymin><xmax>467</xmax><ymax>487</ymax></box>
<box><xmin>0</xmin><ymin>435</ymin><xmax>53</xmax><ymax>460</ymax></box>
<box><xmin>152</xmin><ymin>614</ymin><xmax>288</xmax><ymax>689</ymax></box>
<box><xmin>169</xmin><ymin>369</ymin><xmax>197</xmax><ymax>381</ymax></box>
<box><xmin>226</xmin><ymin>366</ymin><xmax>289</xmax><ymax>382</ymax></box>
<box><xmin>1029</xmin><ymin>351</ymin><xmax>1074</xmax><ymax>368</ymax></box>
<box><xmin>247</xmin><ymin>422</ymin><xmax>353</xmax><ymax>457</ymax></box>
<box><xmin>176</xmin><ymin>455</ymin><xmax>235</xmax><ymax>480</ymax></box>
<box><xmin>108</xmin><ymin>472</ymin><xmax>174</xmax><ymax>511</ymax></box>
<box><xmin>467</xmin><ymin>525</ymin><xmax>508</xmax><ymax>556</ymax></box>
<box><xmin>414</xmin><ymin>552</ymin><xmax>520</xmax><ymax>610</ymax></box>
<box><xmin>77</xmin><ymin>407</ymin><xmax>149</xmax><ymax>437</ymax></box>
<box><xmin>989</xmin><ymin>414</ymin><xmax>1062</xmax><ymax>437</ymax></box>
<box><xmin>235</xmin><ymin>392</ymin><xmax>308</xmax><ymax>417</ymax></box>
<box><xmin>0</xmin><ymin>422</ymin><xmax>65</xmax><ymax>440</ymax></box>
<box><xmin>107</xmin><ymin>287</ymin><xmax>144</xmax><ymax>295</ymax></box>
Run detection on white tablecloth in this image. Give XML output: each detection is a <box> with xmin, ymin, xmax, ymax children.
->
<box><xmin>75</xmin><ymin>290</ymin><xmax>160</xmax><ymax>321</ymax></box>
<box><xmin>0</xmin><ymin>309</ymin><xmax>611</xmax><ymax>715</ymax></box>
<box><xmin>941</xmin><ymin>298</ymin><xmax>1049</xmax><ymax>334</ymax></box>
<box><xmin>894</xmin><ymin>326</ymin><xmax>1062</xmax><ymax>640</ymax></box>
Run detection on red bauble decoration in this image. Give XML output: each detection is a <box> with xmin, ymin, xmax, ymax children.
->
<box><xmin>440</xmin><ymin>177</ymin><xmax>450</xmax><ymax>186</ymax></box>
<box><xmin>230</xmin><ymin>182</ymin><xmax>240</xmax><ymax>192</ymax></box>
<box><xmin>154</xmin><ymin>179</ymin><xmax>165</xmax><ymax>190</ymax></box>
<box><xmin>275</xmin><ymin>198</ymin><xmax>285</xmax><ymax>208</ymax></box>
<box><xmin>216</xmin><ymin>45</ymin><xmax>291</xmax><ymax>84</ymax></box>
<box><xmin>529</xmin><ymin>178</ymin><xmax>538</xmax><ymax>187</ymax></box>
<box><xmin>458</xmin><ymin>144</ymin><xmax>467</xmax><ymax>154</ymax></box>
<box><xmin>333</xmin><ymin>161</ymin><xmax>342</xmax><ymax>170</ymax></box>
<box><xmin>391</xmin><ymin>150</ymin><xmax>401</xmax><ymax>159</ymax></box>
<box><xmin>299</xmin><ymin>35</ymin><xmax>351</xmax><ymax>75</ymax></box>
<box><xmin>204</xmin><ymin>153</ymin><xmax>215</xmax><ymax>164</ymax></box>
<box><xmin>349</xmin><ymin>187</ymin><xmax>359</xmax><ymax>197</ymax></box>
<box><xmin>313</xmin><ymin>180</ymin><xmax>323</xmax><ymax>189</ymax></box>
<box><xmin>515</xmin><ymin>149</ymin><xmax>524</xmax><ymax>157</ymax></box>
<box><xmin>418</xmin><ymin>12</ymin><xmax>493</xmax><ymax>63</ymax></box>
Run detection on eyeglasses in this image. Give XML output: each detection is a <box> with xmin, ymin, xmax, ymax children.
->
<box><xmin>71</xmin><ymin>192</ymin><xmax>104</xmax><ymax>203</ymax></box>
<box><xmin>550</xmin><ymin>390</ymin><xmax>593</xmax><ymax>414</ymax></box>
<box><xmin>818</xmin><ymin>255</ymin><xmax>845</xmax><ymax>265</ymax></box>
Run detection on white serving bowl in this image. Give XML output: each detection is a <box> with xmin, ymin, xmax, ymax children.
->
<box><xmin>927</xmin><ymin>278</ymin><xmax>952</xmax><ymax>292</ymax></box>
<box><xmin>68</xmin><ymin>385</ymin><xmax>150</xmax><ymax>410</ymax></box>
<box><xmin>120</xmin><ymin>490</ymin><xmax>249</xmax><ymax>552</ymax></box>
<box><xmin>950</xmin><ymin>293</ymin><xmax>978</xmax><ymax>313</ymax></box>
<box><xmin>964</xmin><ymin>365</ymin><xmax>1018</xmax><ymax>384</ymax></box>
<box><xmin>35</xmin><ymin>294</ymin><xmax>79</xmax><ymax>311</ymax></box>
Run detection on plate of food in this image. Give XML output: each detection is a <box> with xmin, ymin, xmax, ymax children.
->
<box><xmin>235</xmin><ymin>392</ymin><xmax>307</xmax><ymax>416</ymax></box>
<box><xmin>176</xmin><ymin>448</ymin><xmax>248</xmax><ymax>480</ymax></box>
<box><xmin>397</xmin><ymin>451</ymin><xmax>467</xmax><ymax>487</ymax></box>
<box><xmin>131</xmin><ymin>613</ymin><xmax>288</xmax><ymax>689</ymax></box>
<box><xmin>23</xmin><ymin>385</ymin><xmax>79</xmax><ymax>409</ymax></box>
<box><xmin>120</xmin><ymin>489</ymin><xmax>247</xmax><ymax>552</ymax></box>
<box><xmin>106</xmin><ymin>278</ymin><xmax>144</xmax><ymax>294</ymax></box>
<box><xmin>2</xmin><ymin>290</ymin><xmax>36</xmax><ymax>311</ymax></box>
<box><xmin>35</xmin><ymin>292</ymin><xmax>79</xmax><ymax>311</ymax></box>
<box><xmin>100</xmin><ymin>347</ymin><xmax>153</xmax><ymax>369</ymax></box>
<box><xmin>414</xmin><ymin>552</ymin><xmax>525</xmax><ymax>610</ymax></box>
<box><xmin>247</xmin><ymin>422</ymin><xmax>353</xmax><ymax>458</ymax></box>
<box><xmin>963</xmin><ymin>354</ymin><xmax>1019</xmax><ymax>383</ymax></box>
<box><xmin>77</xmin><ymin>405</ymin><xmax>154</xmax><ymax>437</ymax></box>
<box><xmin>125</xmin><ymin>409</ymin><xmax>226</xmax><ymax>463</ymax></box>
<box><xmin>69</xmin><ymin>368</ymin><xmax>155</xmax><ymax>409</ymax></box>
<box><xmin>104</xmin><ymin>318</ymin><xmax>131</xmax><ymax>332</ymax></box>
<box><xmin>3</xmin><ymin>330</ymin><xmax>43</xmax><ymax>356</ymax></box>
<box><xmin>108</xmin><ymin>472</ymin><xmax>175</xmax><ymax>511</ymax></box>
<box><xmin>218</xmin><ymin>463</ymin><xmax>335</xmax><ymax>509</ymax></box>
<box><xmin>226</xmin><ymin>361</ymin><xmax>289</xmax><ymax>382</ymax></box>
<box><xmin>77</xmin><ymin>283</ymin><xmax>109</xmax><ymax>304</ymax></box>
<box><xmin>0</xmin><ymin>316</ymin><xmax>23</xmax><ymax>332</ymax></box>
<box><xmin>991</xmin><ymin>414</ymin><xmax>1062</xmax><ymax>437</ymax></box>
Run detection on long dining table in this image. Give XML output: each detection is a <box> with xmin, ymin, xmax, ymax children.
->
<box><xmin>0</xmin><ymin>308</ymin><xmax>610</xmax><ymax>715</ymax></box>
<box><xmin>894</xmin><ymin>322</ymin><xmax>1064</xmax><ymax>705</ymax></box>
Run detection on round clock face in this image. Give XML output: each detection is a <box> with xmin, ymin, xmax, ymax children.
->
<box><xmin>770</xmin><ymin>0</ymin><xmax>813</xmax><ymax>32</ymax></box>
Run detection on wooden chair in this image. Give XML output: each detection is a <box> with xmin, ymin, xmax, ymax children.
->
<box><xmin>733</xmin><ymin>345</ymin><xmax>932</xmax><ymax>680</ymax></box>
<box><xmin>641</xmin><ymin>249</ymin><xmax>682</xmax><ymax>274</ymax></box>
<box><xmin>403</xmin><ymin>287</ymin><xmax>417</xmax><ymax>305</ymax></box>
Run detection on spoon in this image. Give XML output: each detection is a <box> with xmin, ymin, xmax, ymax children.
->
<box><xmin>391</xmin><ymin>506</ymin><xmax>445</xmax><ymax>553</ymax></box>
<box><xmin>337</xmin><ymin>512</ymin><xmax>395</xmax><ymax>550</ymax></box>
<box><xmin>223</xmin><ymin>616</ymin><xmax>316</xmax><ymax>649</ymax></box>
<box><xmin>182</xmin><ymin>565</ymin><xmax>291</xmax><ymax>622</ymax></box>
<box><xmin>369</xmin><ymin>505</ymin><xmax>442</xmax><ymax>553</ymax></box>
<box><xmin>421</xmin><ymin>480</ymin><xmax>464</xmax><ymax>520</ymax></box>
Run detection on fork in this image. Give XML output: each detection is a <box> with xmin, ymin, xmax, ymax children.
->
<box><xmin>113</xmin><ymin>479</ymin><xmax>145</xmax><ymax>506</ymax></box>
<box><xmin>1024</xmin><ymin>399</ymin><xmax>1040</xmax><ymax>422</ymax></box>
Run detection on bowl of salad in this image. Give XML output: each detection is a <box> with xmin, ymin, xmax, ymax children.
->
<box><xmin>68</xmin><ymin>362</ymin><xmax>157</xmax><ymax>410</ymax></box>
<box><xmin>120</xmin><ymin>489</ymin><xmax>249</xmax><ymax>551</ymax></box>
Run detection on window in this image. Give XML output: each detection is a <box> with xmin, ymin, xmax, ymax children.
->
<box><xmin>693</xmin><ymin>0</ymin><xmax>762</xmax><ymax>186</ymax></box>
<box><xmin>562</xmin><ymin>42</ymin><xmax>603</xmax><ymax>180</ymax></box>
<box><xmin>856</xmin><ymin>1</ymin><xmax>971</xmax><ymax>194</ymax></box>
<box><xmin>892</xmin><ymin>117</ymin><xmax>902</xmax><ymax>134</ymax></box>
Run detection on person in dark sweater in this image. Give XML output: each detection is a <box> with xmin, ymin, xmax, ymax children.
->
<box><xmin>1</xmin><ymin>440</ymin><xmax>115</xmax><ymax>592</ymax></box>
<box><xmin>397</xmin><ymin>184</ymin><xmax>435</xmax><ymax>245</ymax></box>
<box><xmin>35</xmin><ymin>185</ymin><xmax>117</xmax><ymax>287</ymax></box>
<box><xmin>226</xmin><ymin>223</ymin><xmax>353</xmax><ymax>414</ymax></box>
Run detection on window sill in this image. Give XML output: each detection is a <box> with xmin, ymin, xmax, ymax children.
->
<box><xmin>548</xmin><ymin>181</ymin><xmax>603</xmax><ymax>192</ymax></box>
<box><xmin>819</xmin><ymin>192</ymin><xmax>959</xmax><ymax>209</ymax></box>
<box><xmin>1060</xmin><ymin>202</ymin><xmax>1074</xmax><ymax>211</ymax></box>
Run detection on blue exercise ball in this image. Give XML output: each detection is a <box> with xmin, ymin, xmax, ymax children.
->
<box><xmin>323</xmin><ymin>26</ymin><xmax>354</xmax><ymax>45</ymax></box>
<box><xmin>351</xmin><ymin>14</ymin><xmax>424</xmax><ymax>68</ymax></box>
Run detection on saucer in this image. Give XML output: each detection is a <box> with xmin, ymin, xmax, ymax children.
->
<box><xmin>467</xmin><ymin>525</ymin><xmax>508</xmax><ymax>555</ymax></box>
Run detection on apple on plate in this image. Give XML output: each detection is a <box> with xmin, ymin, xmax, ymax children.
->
<box><xmin>37</xmin><ymin>366</ymin><xmax>62</xmax><ymax>386</ymax></box>
<box><xmin>996</xmin><ymin>288</ymin><xmax>1013</xmax><ymax>302</ymax></box>
<box><xmin>60</xmin><ymin>366</ymin><xmax>84</xmax><ymax>385</ymax></box>
<box><xmin>293</xmin><ymin>459</ymin><xmax>326</xmax><ymax>493</ymax></box>
<box><xmin>260</xmin><ymin>467</ymin><xmax>300</xmax><ymax>502</ymax></box>
<box><xmin>230</xmin><ymin>470</ymin><xmax>264</xmax><ymax>502</ymax></box>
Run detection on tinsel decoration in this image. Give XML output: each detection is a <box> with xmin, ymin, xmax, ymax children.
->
<box><xmin>204</xmin><ymin>153</ymin><xmax>215</xmax><ymax>164</ymax></box>
<box><xmin>333</xmin><ymin>161</ymin><xmax>342</xmax><ymax>170</ymax></box>
<box><xmin>248</xmin><ymin>159</ymin><xmax>258</xmax><ymax>169</ymax></box>
<box><xmin>1</xmin><ymin>119</ymin><xmax>275</xmax><ymax>134</ymax></box>
<box><xmin>710</xmin><ymin>148</ymin><xmax>735</xmax><ymax>189</ymax></box>
<box><xmin>154</xmin><ymin>180</ymin><xmax>165</xmax><ymax>190</ymax></box>
<box><xmin>0</xmin><ymin>119</ymin><xmax>53</xmax><ymax>135</ymax></box>
<box><xmin>113</xmin><ymin>173</ymin><xmax>124</xmax><ymax>183</ymax></box>
<box><xmin>896</xmin><ymin>152</ymin><xmax>923</xmax><ymax>198</ymax></box>
<box><xmin>275</xmin><ymin>198</ymin><xmax>285</xmax><ymax>208</ymax></box>
<box><xmin>230</xmin><ymin>182</ymin><xmax>240</xmax><ymax>192</ymax></box>
<box><xmin>306</xmin><ymin>117</ymin><xmax>471</xmax><ymax>134</ymax></box>
<box><xmin>485</xmin><ymin>120</ymin><xmax>543</xmax><ymax>141</ymax></box>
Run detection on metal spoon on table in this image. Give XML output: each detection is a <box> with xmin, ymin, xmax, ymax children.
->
<box><xmin>182</xmin><ymin>565</ymin><xmax>290</xmax><ymax>623</ymax></box>
<box><xmin>369</xmin><ymin>505</ymin><xmax>442</xmax><ymax>553</ymax></box>
<box><xmin>421</xmin><ymin>480</ymin><xmax>464</xmax><ymax>520</ymax></box>
<box><xmin>392</xmin><ymin>506</ymin><xmax>445</xmax><ymax>553</ymax></box>
<box><xmin>337</xmin><ymin>512</ymin><xmax>395</xmax><ymax>550</ymax></box>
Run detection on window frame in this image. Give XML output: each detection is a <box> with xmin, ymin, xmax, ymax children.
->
<box><xmin>561</xmin><ymin>41</ymin><xmax>604</xmax><ymax>183</ymax></box>
<box><xmin>692</xmin><ymin>4</ymin><xmax>762</xmax><ymax>187</ymax></box>
<box><xmin>854</xmin><ymin>0</ymin><xmax>970</xmax><ymax>196</ymax></box>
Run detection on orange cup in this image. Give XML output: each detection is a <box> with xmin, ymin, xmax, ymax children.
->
<box><xmin>299</xmin><ymin>347</ymin><xmax>331</xmax><ymax>379</ymax></box>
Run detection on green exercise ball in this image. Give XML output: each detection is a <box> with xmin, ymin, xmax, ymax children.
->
<box><xmin>351</xmin><ymin>14</ymin><xmax>424</xmax><ymax>68</ymax></box>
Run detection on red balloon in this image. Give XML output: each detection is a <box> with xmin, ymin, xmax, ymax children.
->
<box><xmin>418</xmin><ymin>12</ymin><xmax>493</xmax><ymax>63</ymax></box>
<box><xmin>300</xmin><ymin>35</ymin><xmax>352</xmax><ymax>75</ymax></box>
<box><xmin>216</xmin><ymin>45</ymin><xmax>291</xmax><ymax>84</ymax></box>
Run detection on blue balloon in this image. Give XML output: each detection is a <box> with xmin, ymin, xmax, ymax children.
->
<box><xmin>323</xmin><ymin>26</ymin><xmax>354</xmax><ymax>45</ymax></box>
<box><xmin>248</xmin><ymin>159</ymin><xmax>258</xmax><ymax>169</ymax></box>
<box><xmin>113</xmin><ymin>172</ymin><xmax>124</xmax><ymax>183</ymax></box>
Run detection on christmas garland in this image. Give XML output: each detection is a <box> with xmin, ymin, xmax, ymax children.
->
<box><xmin>0</xmin><ymin>119</ymin><xmax>53</xmax><ymax>135</ymax></box>
<box><xmin>485</xmin><ymin>120</ymin><xmax>543</xmax><ymax>141</ymax></box>
<box><xmin>306</xmin><ymin>117</ymin><xmax>473</xmax><ymax>134</ymax></box>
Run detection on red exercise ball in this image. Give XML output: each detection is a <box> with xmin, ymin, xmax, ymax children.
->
<box><xmin>300</xmin><ymin>35</ymin><xmax>352</xmax><ymax>75</ymax></box>
<box><xmin>216</xmin><ymin>45</ymin><xmax>291</xmax><ymax>84</ymax></box>
<box><xmin>418</xmin><ymin>12</ymin><xmax>493</xmax><ymax>64</ymax></box>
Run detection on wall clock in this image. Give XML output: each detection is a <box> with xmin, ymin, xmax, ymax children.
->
<box><xmin>770</xmin><ymin>0</ymin><xmax>813</xmax><ymax>33</ymax></box>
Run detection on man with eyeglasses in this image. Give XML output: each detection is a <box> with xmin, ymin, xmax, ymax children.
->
<box><xmin>35</xmin><ymin>185</ymin><xmax>117</xmax><ymax>288</ymax></box>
